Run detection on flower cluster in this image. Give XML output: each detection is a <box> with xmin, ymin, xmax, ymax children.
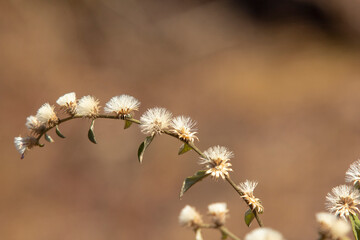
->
<box><xmin>200</xmin><ymin>146</ymin><xmax>234</xmax><ymax>179</ymax></box>
<box><xmin>326</xmin><ymin>185</ymin><xmax>360</xmax><ymax>220</ymax></box>
<box><xmin>316</xmin><ymin>212</ymin><xmax>350</xmax><ymax>240</ymax></box>
<box><xmin>239</xmin><ymin>180</ymin><xmax>264</xmax><ymax>214</ymax></box>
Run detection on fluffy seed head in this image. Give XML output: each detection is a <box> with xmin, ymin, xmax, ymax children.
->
<box><xmin>326</xmin><ymin>185</ymin><xmax>360</xmax><ymax>220</ymax></box>
<box><xmin>25</xmin><ymin>115</ymin><xmax>45</xmax><ymax>135</ymax></box>
<box><xmin>104</xmin><ymin>95</ymin><xmax>140</xmax><ymax>118</ymax></box>
<box><xmin>208</xmin><ymin>202</ymin><xmax>229</xmax><ymax>226</ymax></box>
<box><xmin>36</xmin><ymin>103</ymin><xmax>58</xmax><ymax>127</ymax></box>
<box><xmin>239</xmin><ymin>180</ymin><xmax>264</xmax><ymax>213</ymax></box>
<box><xmin>244</xmin><ymin>228</ymin><xmax>285</xmax><ymax>240</ymax></box>
<box><xmin>170</xmin><ymin>116</ymin><xmax>198</xmax><ymax>142</ymax></box>
<box><xmin>346</xmin><ymin>160</ymin><xmax>360</xmax><ymax>186</ymax></box>
<box><xmin>14</xmin><ymin>136</ymin><xmax>38</xmax><ymax>158</ymax></box>
<box><xmin>316</xmin><ymin>212</ymin><xmax>350</xmax><ymax>240</ymax></box>
<box><xmin>76</xmin><ymin>95</ymin><xmax>100</xmax><ymax>118</ymax></box>
<box><xmin>56</xmin><ymin>92</ymin><xmax>77</xmax><ymax>115</ymax></box>
<box><xmin>139</xmin><ymin>107</ymin><xmax>172</xmax><ymax>135</ymax></box>
<box><xmin>200</xmin><ymin>146</ymin><xmax>233</xmax><ymax>179</ymax></box>
<box><xmin>179</xmin><ymin>205</ymin><xmax>203</xmax><ymax>228</ymax></box>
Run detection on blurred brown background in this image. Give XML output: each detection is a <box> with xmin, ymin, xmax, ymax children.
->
<box><xmin>2</xmin><ymin>0</ymin><xmax>360</xmax><ymax>239</ymax></box>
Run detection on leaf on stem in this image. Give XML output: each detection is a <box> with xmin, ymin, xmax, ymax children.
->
<box><xmin>180</xmin><ymin>170</ymin><xmax>209</xmax><ymax>198</ymax></box>
<box><xmin>221</xmin><ymin>231</ymin><xmax>228</xmax><ymax>240</ymax></box>
<box><xmin>178</xmin><ymin>143</ymin><xmax>192</xmax><ymax>155</ymax></box>
<box><xmin>88</xmin><ymin>119</ymin><xmax>97</xmax><ymax>144</ymax></box>
<box><xmin>124</xmin><ymin>120</ymin><xmax>133</xmax><ymax>129</ymax></box>
<box><xmin>137</xmin><ymin>135</ymin><xmax>154</xmax><ymax>163</ymax></box>
<box><xmin>244</xmin><ymin>209</ymin><xmax>255</xmax><ymax>227</ymax></box>
<box><xmin>56</xmin><ymin>125</ymin><xmax>66</xmax><ymax>138</ymax></box>
<box><xmin>44</xmin><ymin>134</ymin><xmax>54</xmax><ymax>143</ymax></box>
<box><xmin>350</xmin><ymin>213</ymin><xmax>360</xmax><ymax>240</ymax></box>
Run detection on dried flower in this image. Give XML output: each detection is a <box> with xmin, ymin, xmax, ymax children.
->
<box><xmin>170</xmin><ymin>116</ymin><xmax>198</xmax><ymax>142</ymax></box>
<box><xmin>326</xmin><ymin>185</ymin><xmax>360</xmax><ymax>220</ymax></box>
<box><xmin>238</xmin><ymin>180</ymin><xmax>264</xmax><ymax>213</ymax></box>
<box><xmin>200</xmin><ymin>146</ymin><xmax>233</xmax><ymax>179</ymax></box>
<box><xmin>244</xmin><ymin>228</ymin><xmax>285</xmax><ymax>240</ymax></box>
<box><xmin>56</xmin><ymin>92</ymin><xmax>77</xmax><ymax>115</ymax></box>
<box><xmin>316</xmin><ymin>212</ymin><xmax>350</xmax><ymax>240</ymax></box>
<box><xmin>14</xmin><ymin>136</ymin><xmax>38</xmax><ymax>158</ymax></box>
<box><xmin>208</xmin><ymin>202</ymin><xmax>228</xmax><ymax>226</ymax></box>
<box><xmin>36</xmin><ymin>103</ymin><xmax>58</xmax><ymax>128</ymax></box>
<box><xmin>139</xmin><ymin>107</ymin><xmax>172</xmax><ymax>135</ymax></box>
<box><xmin>25</xmin><ymin>115</ymin><xmax>45</xmax><ymax>135</ymax></box>
<box><xmin>346</xmin><ymin>160</ymin><xmax>360</xmax><ymax>186</ymax></box>
<box><xmin>179</xmin><ymin>205</ymin><xmax>203</xmax><ymax>228</ymax></box>
<box><xmin>104</xmin><ymin>95</ymin><xmax>140</xmax><ymax>118</ymax></box>
<box><xmin>76</xmin><ymin>95</ymin><xmax>100</xmax><ymax>118</ymax></box>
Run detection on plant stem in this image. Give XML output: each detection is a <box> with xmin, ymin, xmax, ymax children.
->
<box><xmin>225</xmin><ymin>176</ymin><xmax>263</xmax><ymax>227</ymax></box>
<box><xmin>219</xmin><ymin>226</ymin><xmax>242</xmax><ymax>240</ymax></box>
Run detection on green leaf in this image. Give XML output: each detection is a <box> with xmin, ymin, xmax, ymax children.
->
<box><xmin>244</xmin><ymin>209</ymin><xmax>255</xmax><ymax>227</ymax></box>
<box><xmin>124</xmin><ymin>120</ymin><xmax>133</xmax><ymax>129</ymax></box>
<box><xmin>44</xmin><ymin>134</ymin><xmax>54</xmax><ymax>143</ymax></box>
<box><xmin>55</xmin><ymin>125</ymin><xmax>66</xmax><ymax>138</ymax></box>
<box><xmin>137</xmin><ymin>135</ymin><xmax>154</xmax><ymax>163</ymax></box>
<box><xmin>178</xmin><ymin>143</ymin><xmax>192</xmax><ymax>155</ymax></box>
<box><xmin>180</xmin><ymin>170</ymin><xmax>209</xmax><ymax>198</ymax></box>
<box><xmin>350</xmin><ymin>213</ymin><xmax>360</xmax><ymax>240</ymax></box>
<box><xmin>88</xmin><ymin>119</ymin><xmax>97</xmax><ymax>144</ymax></box>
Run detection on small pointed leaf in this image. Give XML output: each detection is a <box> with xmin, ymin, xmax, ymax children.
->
<box><xmin>350</xmin><ymin>213</ymin><xmax>360</xmax><ymax>240</ymax></box>
<box><xmin>124</xmin><ymin>120</ymin><xmax>133</xmax><ymax>129</ymax></box>
<box><xmin>137</xmin><ymin>135</ymin><xmax>154</xmax><ymax>163</ymax></box>
<box><xmin>180</xmin><ymin>170</ymin><xmax>209</xmax><ymax>198</ymax></box>
<box><xmin>44</xmin><ymin>134</ymin><xmax>54</xmax><ymax>143</ymax></box>
<box><xmin>88</xmin><ymin>120</ymin><xmax>97</xmax><ymax>144</ymax></box>
<box><xmin>38</xmin><ymin>143</ymin><xmax>45</xmax><ymax>147</ymax></box>
<box><xmin>245</xmin><ymin>209</ymin><xmax>255</xmax><ymax>227</ymax></box>
<box><xmin>178</xmin><ymin>143</ymin><xmax>192</xmax><ymax>155</ymax></box>
<box><xmin>221</xmin><ymin>231</ymin><xmax>228</xmax><ymax>240</ymax></box>
<box><xmin>55</xmin><ymin>125</ymin><xmax>66</xmax><ymax>138</ymax></box>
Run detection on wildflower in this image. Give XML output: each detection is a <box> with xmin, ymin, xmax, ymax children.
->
<box><xmin>238</xmin><ymin>180</ymin><xmax>264</xmax><ymax>213</ymax></box>
<box><xmin>346</xmin><ymin>160</ymin><xmax>360</xmax><ymax>186</ymax></box>
<box><xmin>179</xmin><ymin>205</ymin><xmax>203</xmax><ymax>228</ymax></box>
<box><xmin>208</xmin><ymin>202</ymin><xmax>228</xmax><ymax>226</ymax></box>
<box><xmin>104</xmin><ymin>95</ymin><xmax>140</xmax><ymax>118</ymax></box>
<box><xmin>170</xmin><ymin>116</ymin><xmax>198</xmax><ymax>142</ymax></box>
<box><xmin>199</xmin><ymin>146</ymin><xmax>233</xmax><ymax>179</ymax></box>
<box><xmin>14</xmin><ymin>136</ymin><xmax>38</xmax><ymax>158</ymax></box>
<box><xmin>244</xmin><ymin>228</ymin><xmax>285</xmax><ymax>240</ymax></box>
<box><xmin>36</xmin><ymin>103</ymin><xmax>58</xmax><ymax>128</ymax></box>
<box><xmin>316</xmin><ymin>212</ymin><xmax>350</xmax><ymax>240</ymax></box>
<box><xmin>139</xmin><ymin>107</ymin><xmax>172</xmax><ymax>135</ymax></box>
<box><xmin>25</xmin><ymin>115</ymin><xmax>45</xmax><ymax>135</ymax></box>
<box><xmin>76</xmin><ymin>95</ymin><xmax>100</xmax><ymax>118</ymax></box>
<box><xmin>56</xmin><ymin>92</ymin><xmax>77</xmax><ymax>115</ymax></box>
<box><xmin>326</xmin><ymin>185</ymin><xmax>360</xmax><ymax>220</ymax></box>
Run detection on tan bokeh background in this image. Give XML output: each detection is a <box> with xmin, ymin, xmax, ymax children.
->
<box><xmin>2</xmin><ymin>0</ymin><xmax>360</xmax><ymax>239</ymax></box>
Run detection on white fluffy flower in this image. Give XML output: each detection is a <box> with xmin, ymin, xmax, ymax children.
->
<box><xmin>326</xmin><ymin>185</ymin><xmax>360</xmax><ymax>220</ymax></box>
<box><xmin>36</xmin><ymin>103</ymin><xmax>58</xmax><ymax>127</ymax></box>
<box><xmin>316</xmin><ymin>212</ymin><xmax>350</xmax><ymax>240</ymax></box>
<box><xmin>238</xmin><ymin>180</ymin><xmax>264</xmax><ymax>213</ymax></box>
<box><xmin>346</xmin><ymin>160</ymin><xmax>360</xmax><ymax>186</ymax></box>
<box><xmin>25</xmin><ymin>115</ymin><xmax>45</xmax><ymax>135</ymax></box>
<box><xmin>200</xmin><ymin>146</ymin><xmax>233</xmax><ymax>179</ymax></box>
<box><xmin>170</xmin><ymin>116</ymin><xmax>198</xmax><ymax>142</ymax></box>
<box><xmin>139</xmin><ymin>107</ymin><xmax>172</xmax><ymax>135</ymax></box>
<box><xmin>104</xmin><ymin>95</ymin><xmax>140</xmax><ymax>118</ymax></box>
<box><xmin>76</xmin><ymin>95</ymin><xmax>100</xmax><ymax>118</ymax></box>
<box><xmin>56</xmin><ymin>92</ymin><xmax>77</xmax><ymax>115</ymax></box>
<box><xmin>14</xmin><ymin>136</ymin><xmax>38</xmax><ymax>158</ymax></box>
<box><xmin>179</xmin><ymin>205</ymin><xmax>203</xmax><ymax>228</ymax></box>
<box><xmin>208</xmin><ymin>202</ymin><xmax>228</xmax><ymax>225</ymax></box>
<box><xmin>244</xmin><ymin>228</ymin><xmax>285</xmax><ymax>240</ymax></box>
